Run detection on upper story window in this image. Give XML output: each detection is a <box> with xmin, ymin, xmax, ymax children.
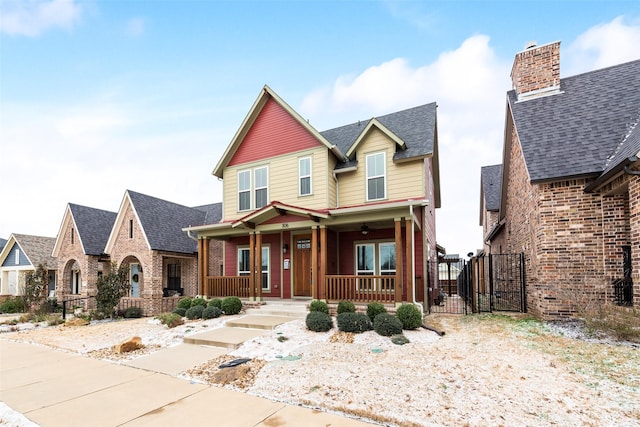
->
<box><xmin>366</xmin><ymin>152</ymin><xmax>386</xmax><ymax>201</ymax></box>
<box><xmin>129</xmin><ymin>219</ymin><xmax>134</xmax><ymax>238</ymax></box>
<box><xmin>14</xmin><ymin>249</ymin><xmax>20</xmax><ymax>265</ymax></box>
<box><xmin>254</xmin><ymin>166</ymin><xmax>269</xmax><ymax>209</ymax></box>
<box><xmin>299</xmin><ymin>157</ymin><xmax>312</xmax><ymax>196</ymax></box>
<box><xmin>238</xmin><ymin>170</ymin><xmax>251</xmax><ymax>211</ymax></box>
<box><xmin>71</xmin><ymin>227</ymin><xmax>75</xmax><ymax>245</ymax></box>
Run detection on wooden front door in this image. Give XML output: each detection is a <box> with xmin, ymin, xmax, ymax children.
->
<box><xmin>293</xmin><ymin>234</ymin><xmax>312</xmax><ymax>297</ymax></box>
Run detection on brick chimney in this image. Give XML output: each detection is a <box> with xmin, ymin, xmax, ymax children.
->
<box><xmin>511</xmin><ymin>40</ymin><xmax>561</xmax><ymax>100</ymax></box>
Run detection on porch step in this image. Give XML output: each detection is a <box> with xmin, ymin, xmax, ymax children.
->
<box><xmin>225</xmin><ymin>315</ymin><xmax>298</xmax><ymax>329</ymax></box>
<box><xmin>245</xmin><ymin>304</ymin><xmax>308</xmax><ymax>319</ymax></box>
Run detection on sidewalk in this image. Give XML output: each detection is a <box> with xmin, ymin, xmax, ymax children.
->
<box><xmin>0</xmin><ymin>339</ymin><xmax>376</xmax><ymax>426</ymax></box>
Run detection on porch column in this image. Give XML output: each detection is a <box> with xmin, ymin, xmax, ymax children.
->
<box><xmin>395</xmin><ymin>219</ymin><xmax>404</xmax><ymax>304</ymax></box>
<box><xmin>249</xmin><ymin>233</ymin><xmax>255</xmax><ymax>300</ymax></box>
<box><xmin>203</xmin><ymin>237</ymin><xmax>210</xmax><ymax>296</ymax></box>
<box><xmin>405</xmin><ymin>218</ymin><xmax>413</xmax><ymax>305</ymax></box>
<box><xmin>197</xmin><ymin>238</ymin><xmax>205</xmax><ymax>296</ymax></box>
<box><xmin>255</xmin><ymin>232</ymin><xmax>262</xmax><ymax>301</ymax></box>
<box><xmin>319</xmin><ymin>226</ymin><xmax>327</xmax><ymax>300</ymax></box>
<box><xmin>311</xmin><ymin>226</ymin><xmax>318</xmax><ymax>300</ymax></box>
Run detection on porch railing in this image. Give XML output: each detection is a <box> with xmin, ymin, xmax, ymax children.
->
<box><xmin>205</xmin><ymin>276</ymin><xmax>250</xmax><ymax>298</ymax></box>
<box><xmin>325</xmin><ymin>275</ymin><xmax>396</xmax><ymax>303</ymax></box>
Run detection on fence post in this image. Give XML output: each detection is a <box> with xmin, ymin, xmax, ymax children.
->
<box><xmin>488</xmin><ymin>254</ymin><xmax>494</xmax><ymax>312</ymax></box>
<box><xmin>520</xmin><ymin>252</ymin><xmax>526</xmax><ymax>313</ymax></box>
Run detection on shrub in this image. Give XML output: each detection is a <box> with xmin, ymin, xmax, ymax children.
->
<box><xmin>337</xmin><ymin>312</ymin><xmax>372</xmax><ymax>333</ymax></box>
<box><xmin>172</xmin><ymin>307</ymin><xmax>187</xmax><ymax>317</ymax></box>
<box><xmin>202</xmin><ymin>306</ymin><xmax>223</xmax><ymax>319</ymax></box>
<box><xmin>309</xmin><ymin>300</ymin><xmax>329</xmax><ymax>314</ymax></box>
<box><xmin>185</xmin><ymin>305</ymin><xmax>204</xmax><ymax>320</ymax></box>
<box><xmin>221</xmin><ymin>296</ymin><xmax>243</xmax><ymax>315</ymax></box>
<box><xmin>156</xmin><ymin>313</ymin><xmax>184</xmax><ymax>328</ymax></box>
<box><xmin>123</xmin><ymin>306</ymin><xmax>143</xmax><ymax>318</ymax></box>
<box><xmin>373</xmin><ymin>313</ymin><xmax>403</xmax><ymax>336</ymax></box>
<box><xmin>47</xmin><ymin>315</ymin><xmax>65</xmax><ymax>326</ymax></box>
<box><xmin>191</xmin><ymin>297</ymin><xmax>207</xmax><ymax>308</ymax></box>
<box><xmin>396</xmin><ymin>304</ymin><xmax>423</xmax><ymax>330</ymax></box>
<box><xmin>306</xmin><ymin>311</ymin><xmax>333</xmax><ymax>332</ymax></box>
<box><xmin>208</xmin><ymin>298</ymin><xmax>223</xmax><ymax>309</ymax></box>
<box><xmin>177</xmin><ymin>297</ymin><xmax>193</xmax><ymax>310</ymax></box>
<box><xmin>0</xmin><ymin>296</ymin><xmax>25</xmax><ymax>313</ymax></box>
<box><xmin>337</xmin><ymin>300</ymin><xmax>356</xmax><ymax>315</ymax></box>
<box><xmin>95</xmin><ymin>262</ymin><xmax>130</xmax><ymax>319</ymax></box>
<box><xmin>366</xmin><ymin>302</ymin><xmax>387</xmax><ymax>322</ymax></box>
<box><xmin>391</xmin><ymin>334</ymin><xmax>410</xmax><ymax>345</ymax></box>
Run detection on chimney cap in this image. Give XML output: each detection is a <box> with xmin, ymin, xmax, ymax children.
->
<box><xmin>524</xmin><ymin>40</ymin><xmax>537</xmax><ymax>50</ymax></box>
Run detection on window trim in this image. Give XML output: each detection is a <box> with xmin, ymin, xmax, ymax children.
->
<box><xmin>299</xmin><ymin>156</ymin><xmax>312</xmax><ymax>196</ymax></box>
<box><xmin>254</xmin><ymin>166</ymin><xmax>269</xmax><ymax>209</ymax></box>
<box><xmin>365</xmin><ymin>151</ymin><xmax>386</xmax><ymax>201</ymax></box>
<box><xmin>238</xmin><ymin>169</ymin><xmax>252</xmax><ymax>212</ymax></box>
<box><xmin>355</xmin><ymin>241</ymin><xmax>396</xmax><ymax>291</ymax></box>
<box><xmin>237</xmin><ymin>246</ymin><xmax>270</xmax><ymax>291</ymax></box>
<box><xmin>14</xmin><ymin>249</ymin><xmax>19</xmax><ymax>265</ymax></box>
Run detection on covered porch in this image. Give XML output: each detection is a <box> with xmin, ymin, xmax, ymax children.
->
<box><xmin>188</xmin><ymin>200</ymin><xmax>430</xmax><ymax>306</ymax></box>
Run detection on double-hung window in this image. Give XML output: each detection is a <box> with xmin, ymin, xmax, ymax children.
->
<box><xmin>238</xmin><ymin>248</ymin><xmax>251</xmax><ymax>277</ymax></box>
<box><xmin>254</xmin><ymin>166</ymin><xmax>268</xmax><ymax>209</ymax></box>
<box><xmin>237</xmin><ymin>247</ymin><xmax>270</xmax><ymax>291</ymax></box>
<box><xmin>299</xmin><ymin>157</ymin><xmax>312</xmax><ymax>196</ymax></box>
<box><xmin>355</xmin><ymin>242</ymin><xmax>396</xmax><ymax>292</ymax></box>
<box><xmin>238</xmin><ymin>170</ymin><xmax>251</xmax><ymax>211</ymax></box>
<box><xmin>366</xmin><ymin>152</ymin><xmax>386</xmax><ymax>201</ymax></box>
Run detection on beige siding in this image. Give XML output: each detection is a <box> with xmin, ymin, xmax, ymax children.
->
<box><xmin>328</xmin><ymin>154</ymin><xmax>337</xmax><ymax>207</ymax></box>
<box><xmin>338</xmin><ymin>128</ymin><xmax>425</xmax><ymax>207</ymax></box>
<box><xmin>223</xmin><ymin>147</ymin><xmax>331</xmax><ymax>221</ymax></box>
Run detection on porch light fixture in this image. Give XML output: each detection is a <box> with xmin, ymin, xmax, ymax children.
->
<box><xmin>361</xmin><ymin>224</ymin><xmax>369</xmax><ymax>236</ymax></box>
<box><xmin>283</xmin><ymin>243</ymin><xmax>289</xmax><ymax>253</ymax></box>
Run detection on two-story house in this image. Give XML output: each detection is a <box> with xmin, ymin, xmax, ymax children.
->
<box><xmin>186</xmin><ymin>85</ymin><xmax>441</xmax><ymax>307</ymax></box>
<box><xmin>0</xmin><ymin>233</ymin><xmax>57</xmax><ymax>297</ymax></box>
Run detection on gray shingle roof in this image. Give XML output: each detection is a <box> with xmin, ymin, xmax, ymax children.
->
<box><xmin>69</xmin><ymin>204</ymin><xmax>117</xmax><ymax>255</ymax></box>
<box><xmin>127</xmin><ymin>190</ymin><xmax>207</xmax><ymax>254</ymax></box>
<box><xmin>192</xmin><ymin>203</ymin><xmax>223</xmax><ymax>225</ymax></box>
<box><xmin>481</xmin><ymin>164</ymin><xmax>502</xmax><ymax>211</ymax></box>
<box><xmin>12</xmin><ymin>234</ymin><xmax>56</xmax><ymax>268</ymax></box>
<box><xmin>321</xmin><ymin>102</ymin><xmax>437</xmax><ymax>167</ymax></box>
<box><xmin>509</xmin><ymin>59</ymin><xmax>640</xmax><ymax>182</ymax></box>
<box><xmin>0</xmin><ymin>238</ymin><xmax>6</xmax><ymax>252</ymax></box>
<box><xmin>602</xmin><ymin>117</ymin><xmax>640</xmax><ymax>175</ymax></box>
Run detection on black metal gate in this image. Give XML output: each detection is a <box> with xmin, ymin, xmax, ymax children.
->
<box><xmin>427</xmin><ymin>253</ymin><xmax>526</xmax><ymax>314</ymax></box>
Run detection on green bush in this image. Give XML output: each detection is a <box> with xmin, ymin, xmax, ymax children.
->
<box><xmin>337</xmin><ymin>312</ymin><xmax>372</xmax><ymax>333</ymax></box>
<box><xmin>177</xmin><ymin>297</ymin><xmax>193</xmax><ymax>310</ymax></box>
<box><xmin>172</xmin><ymin>307</ymin><xmax>187</xmax><ymax>317</ymax></box>
<box><xmin>156</xmin><ymin>313</ymin><xmax>184</xmax><ymax>328</ymax></box>
<box><xmin>185</xmin><ymin>305</ymin><xmax>204</xmax><ymax>320</ymax></box>
<box><xmin>0</xmin><ymin>296</ymin><xmax>25</xmax><ymax>313</ymax></box>
<box><xmin>373</xmin><ymin>313</ymin><xmax>403</xmax><ymax>336</ymax></box>
<box><xmin>309</xmin><ymin>300</ymin><xmax>329</xmax><ymax>314</ymax></box>
<box><xmin>306</xmin><ymin>311</ymin><xmax>333</xmax><ymax>332</ymax></box>
<box><xmin>366</xmin><ymin>302</ymin><xmax>387</xmax><ymax>322</ymax></box>
<box><xmin>123</xmin><ymin>306</ymin><xmax>143</xmax><ymax>318</ymax></box>
<box><xmin>208</xmin><ymin>298</ymin><xmax>223</xmax><ymax>309</ymax></box>
<box><xmin>396</xmin><ymin>304</ymin><xmax>423</xmax><ymax>330</ymax></box>
<box><xmin>221</xmin><ymin>296</ymin><xmax>243</xmax><ymax>315</ymax></box>
<box><xmin>337</xmin><ymin>300</ymin><xmax>356</xmax><ymax>315</ymax></box>
<box><xmin>391</xmin><ymin>334</ymin><xmax>410</xmax><ymax>345</ymax></box>
<box><xmin>202</xmin><ymin>306</ymin><xmax>223</xmax><ymax>319</ymax></box>
<box><xmin>191</xmin><ymin>297</ymin><xmax>207</xmax><ymax>308</ymax></box>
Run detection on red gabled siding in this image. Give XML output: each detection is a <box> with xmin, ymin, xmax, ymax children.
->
<box><xmin>228</xmin><ymin>98</ymin><xmax>323</xmax><ymax>166</ymax></box>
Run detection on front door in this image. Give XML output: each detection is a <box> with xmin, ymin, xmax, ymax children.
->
<box><xmin>293</xmin><ymin>234</ymin><xmax>312</xmax><ymax>297</ymax></box>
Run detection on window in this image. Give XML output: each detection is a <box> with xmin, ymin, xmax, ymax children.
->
<box><xmin>238</xmin><ymin>170</ymin><xmax>251</xmax><ymax>211</ymax></box>
<box><xmin>168</xmin><ymin>263</ymin><xmax>181</xmax><ymax>291</ymax></box>
<box><xmin>71</xmin><ymin>228</ymin><xmax>74</xmax><ymax>245</ymax></box>
<box><xmin>355</xmin><ymin>242</ymin><xmax>395</xmax><ymax>292</ymax></box>
<box><xmin>299</xmin><ymin>157</ymin><xmax>312</xmax><ymax>196</ymax></box>
<box><xmin>129</xmin><ymin>219</ymin><xmax>134</xmax><ymax>239</ymax></box>
<box><xmin>14</xmin><ymin>249</ymin><xmax>19</xmax><ymax>265</ymax></box>
<box><xmin>254</xmin><ymin>166</ymin><xmax>268</xmax><ymax>209</ymax></box>
<box><xmin>238</xmin><ymin>247</ymin><xmax>270</xmax><ymax>291</ymax></box>
<box><xmin>366</xmin><ymin>152</ymin><xmax>386</xmax><ymax>201</ymax></box>
<box><xmin>238</xmin><ymin>248</ymin><xmax>250</xmax><ymax>276</ymax></box>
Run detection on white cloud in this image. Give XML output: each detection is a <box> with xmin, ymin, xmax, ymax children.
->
<box><xmin>0</xmin><ymin>0</ymin><xmax>82</xmax><ymax>37</ymax></box>
<box><xmin>126</xmin><ymin>17</ymin><xmax>144</xmax><ymax>37</ymax></box>
<box><xmin>301</xmin><ymin>35</ymin><xmax>511</xmax><ymax>256</ymax></box>
<box><xmin>565</xmin><ymin>16</ymin><xmax>640</xmax><ymax>75</ymax></box>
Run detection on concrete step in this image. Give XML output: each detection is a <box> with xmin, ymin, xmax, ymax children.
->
<box><xmin>225</xmin><ymin>314</ymin><xmax>297</xmax><ymax>329</ymax></box>
<box><xmin>245</xmin><ymin>305</ymin><xmax>307</xmax><ymax>319</ymax></box>
<box><xmin>183</xmin><ymin>327</ymin><xmax>266</xmax><ymax>349</ymax></box>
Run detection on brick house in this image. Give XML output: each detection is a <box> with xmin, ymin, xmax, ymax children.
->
<box><xmin>479</xmin><ymin>164</ymin><xmax>502</xmax><ymax>255</ymax></box>
<box><xmin>104</xmin><ymin>190</ymin><xmax>222</xmax><ymax>314</ymax></box>
<box><xmin>485</xmin><ymin>41</ymin><xmax>640</xmax><ymax>318</ymax></box>
<box><xmin>0</xmin><ymin>234</ymin><xmax>57</xmax><ymax>297</ymax></box>
<box><xmin>185</xmin><ymin>85</ymin><xmax>441</xmax><ymax>307</ymax></box>
<box><xmin>52</xmin><ymin>203</ymin><xmax>116</xmax><ymax>302</ymax></box>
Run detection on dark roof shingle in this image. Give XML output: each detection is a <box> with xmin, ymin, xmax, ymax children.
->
<box><xmin>481</xmin><ymin>164</ymin><xmax>502</xmax><ymax>211</ymax></box>
<box><xmin>69</xmin><ymin>204</ymin><xmax>117</xmax><ymax>255</ymax></box>
<box><xmin>12</xmin><ymin>234</ymin><xmax>56</xmax><ymax>268</ymax></box>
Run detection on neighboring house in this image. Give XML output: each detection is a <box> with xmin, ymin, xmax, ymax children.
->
<box><xmin>52</xmin><ymin>203</ymin><xmax>117</xmax><ymax>302</ymax></box>
<box><xmin>0</xmin><ymin>238</ymin><xmax>6</xmax><ymax>293</ymax></box>
<box><xmin>0</xmin><ymin>234</ymin><xmax>56</xmax><ymax>296</ymax></box>
<box><xmin>185</xmin><ymin>85</ymin><xmax>441</xmax><ymax>307</ymax></box>
<box><xmin>104</xmin><ymin>190</ymin><xmax>222</xmax><ymax>314</ymax></box>
<box><xmin>486</xmin><ymin>41</ymin><xmax>640</xmax><ymax>318</ymax></box>
<box><xmin>479</xmin><ymin>164</ymin><xmax>502</xmax><ymax>255</ymax></box>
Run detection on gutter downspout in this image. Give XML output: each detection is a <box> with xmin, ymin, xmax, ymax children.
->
<box><xmin>333</xmin><ymin>172</ymin><xmax>339</xmax><ymax>208</ymax></box>
<box><xmin>409</xmin><ymin>204</ymin><xmax>423</xmax><ymax>316</ymax></box>
<box><xmin>624</xmin><ymin>165</ymin><xmax>640</xmax><ymax>176</ymax></box>
<box><xmin>186</xmin><ymin>229</ymin><xmax>198</xmax><ymax>241</ymax></box>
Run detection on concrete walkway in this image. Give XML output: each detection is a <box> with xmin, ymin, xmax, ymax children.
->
<box><xmin>0</xmin><ymin>339</ymin><xmax>376</xmax><ymax>426</ymax></box>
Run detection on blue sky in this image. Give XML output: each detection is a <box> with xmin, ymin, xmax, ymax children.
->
<box><xmin>1</xmin><ymin>0</ymin><xmax>639</xmax><ymax>257</ymax></box>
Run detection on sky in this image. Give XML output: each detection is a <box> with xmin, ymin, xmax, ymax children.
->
<box><xmin>1</xmin><ymin>0</ymin><xmax>639</xmax><ymax>258</ymax></box>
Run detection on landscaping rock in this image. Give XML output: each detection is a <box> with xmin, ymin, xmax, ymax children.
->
<box><xmin>114</xmin><ymin>336</ymin><xmax>144</xmax><ymax>353</ymax></box>
<box><xmin>64</xmin><ymin>318</ymin><xmax>89</xmax><ymax>327</ymax></box>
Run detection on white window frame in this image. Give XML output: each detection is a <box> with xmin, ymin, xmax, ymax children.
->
<box><xmin>299</xmin><ymin>157</ymin><xmax>312</xmax><ymax>196</ymax></box>
<box><xmin>237</xmin><ymin>246</ymin><xmax>270</xmax><ymax>291</ymax></box>
<box><xmin>238</xmin><ymin>248</ymin><xmax>251</xmax><ymax>276</ymax></box>
<box><xmin>254</xmin><ymin>166</ymin><xmax>269</xmax><ymax>209</ymax></box>
<box><xmin>14</xmin><ymin>249</ymin><xmax>19</xmax><ymax>265</ymax></box>
<box><xmin>366</xmin><ymin>152</ymin><xmax>386</xmax><ymax>201</ymax></box>
<box><xmin>238</xmin><ymin>170</ymin><xmax>251</xmax><ymax>212</ymax></box>
<box><xmin>355</xmin><ymin>241</ymin><xmax>396</xmax><ymax>291</ymax></box>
